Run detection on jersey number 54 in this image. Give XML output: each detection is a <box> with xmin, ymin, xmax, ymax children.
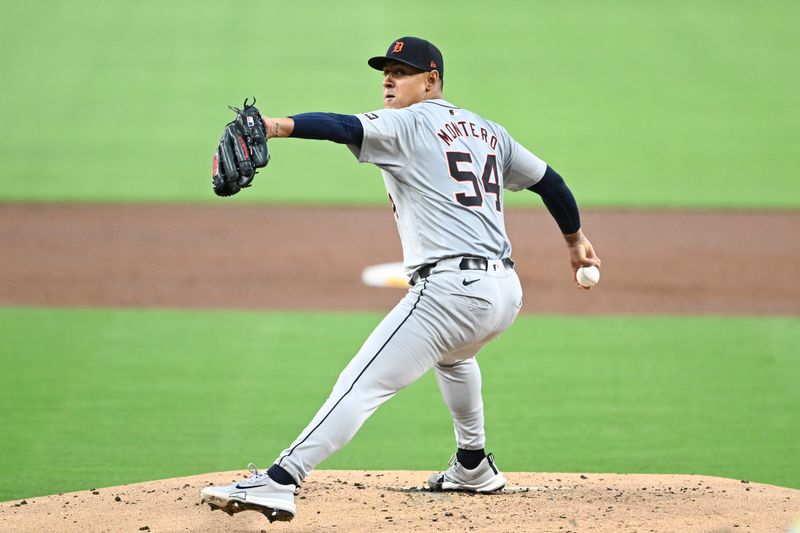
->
<box><xmin>446</xmin><ymin>152</ymin><xmax>501</xmax><ymax>212</ymax></box>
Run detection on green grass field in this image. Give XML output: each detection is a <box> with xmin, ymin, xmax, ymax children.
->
<box><xmin>1</xmin><ymin>308</ymin><xmax>797</xmax><ymax>500</ymax></box>
<box><xmin>0</xmin><ymin>0</ymin><xmax>798</xmax><ymax>207</ymax></box>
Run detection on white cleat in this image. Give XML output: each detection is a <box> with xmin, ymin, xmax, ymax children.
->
<box><xmin>200</xmin><ymin>464</ymin><xmax>297</xmax><ymax>522</ymax></box>
<box><xmin>427</xmin><ymin>452</ymin><xmax>506</xmax><ymax>493</ymax></box>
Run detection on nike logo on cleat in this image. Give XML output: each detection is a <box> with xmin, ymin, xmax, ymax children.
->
<box><xmin>462</xmin><ymin>279</ymin><xmax>480</xmax><ymax>286</ymax></box>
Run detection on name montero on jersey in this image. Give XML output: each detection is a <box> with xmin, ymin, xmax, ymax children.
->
<box><xmin>436</xmin><ymin>120</ymin><xmax>499</xmax><ymax>150</ymax></box>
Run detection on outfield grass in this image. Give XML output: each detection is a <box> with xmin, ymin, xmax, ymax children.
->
<box><xmin>0</xmin><ymin>308</ymin><xmax>797</xmax><ymax>500</ymax></box>
<box><xmin>0</xmin><ymin>0</ymin><xmax>798</xmax><ymax>207</ymax></box>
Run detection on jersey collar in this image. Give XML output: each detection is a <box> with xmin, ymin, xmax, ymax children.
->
<box><xmin>420</xmin><ymin>98</ymin><xmax>459</xmax><ymax>109</ymax></box>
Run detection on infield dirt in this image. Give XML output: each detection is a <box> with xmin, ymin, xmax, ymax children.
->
<box><xmin>1</xmin><ymin>204</ymin><xmax>799</xmax><ymax>314</ymax></box>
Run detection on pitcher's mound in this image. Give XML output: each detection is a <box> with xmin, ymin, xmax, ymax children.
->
<box><xmin>2</xmin><ymin>470</ymin><xmax>798</xmax><ymax>532</ymax></box>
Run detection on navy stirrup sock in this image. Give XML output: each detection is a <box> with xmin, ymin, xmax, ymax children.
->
<box><xmin>268</xmin><ymin>464</ymin><xmax>298</xmax><ymax>486</ymax></box>
<box><xmin>457</xmin><ymin>448</ymin><xmax>486</xmax><ymax>469</ymax></box>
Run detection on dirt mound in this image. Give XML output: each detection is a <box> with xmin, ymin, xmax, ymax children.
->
<box><xmin>2</xmin><ymin>470</ymin><xmax>798</xmax><ymax>532</ymax></box>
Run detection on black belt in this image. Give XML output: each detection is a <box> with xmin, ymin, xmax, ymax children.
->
<box><xmin>413</xmin><ymin>256</ymin><xmax>514</xmax><ymax>285</ymax></box>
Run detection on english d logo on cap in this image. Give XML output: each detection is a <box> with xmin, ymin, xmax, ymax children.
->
<box><xmin>368</xmin><ymin>36</ymin><xmax>444</xmax><ymax>81</ymax></box>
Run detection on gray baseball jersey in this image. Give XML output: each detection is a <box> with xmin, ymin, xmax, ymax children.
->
<box><xmin>348</xmin><ymin>99</ymin><xmax>548</xmax><ymax>274</ymax></box>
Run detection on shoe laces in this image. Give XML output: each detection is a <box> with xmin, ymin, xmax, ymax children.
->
<box><xmin>245</xmin><ymin>463</ymin><xmax>272</xmax><ymax>484</ymax></box>
<box><xmin>447</xmin><ymin>454</ymin><xmax>462</xmax><ymax>474</ymax></box>
<box><xmin>245</xmin><ymin>463</ymin><xmax>300</xmax><ymax>494</ymax></box>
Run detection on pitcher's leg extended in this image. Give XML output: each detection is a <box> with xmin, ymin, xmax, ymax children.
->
<box><xmin>201</xmin><ymin>278</ymin><xmax>448</xmax><ymax>520</ymax></box>
<box><xmin>274</xmin><ymin>283</ymin><xmax>446</xmax><ymax>484</ymax></box>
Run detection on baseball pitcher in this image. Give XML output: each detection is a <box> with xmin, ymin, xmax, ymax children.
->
<box><xmin>203</xmin><ymin>36</ymin><xmax>601</xmax><ymax>523</ymax></box>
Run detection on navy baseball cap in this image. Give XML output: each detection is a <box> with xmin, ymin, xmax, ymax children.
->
<box><xmin>368</xmin><ymin>37</ymin><xmax>444</xmax><ymax>81</ymax></box>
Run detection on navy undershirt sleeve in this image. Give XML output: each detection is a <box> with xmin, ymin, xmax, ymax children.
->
<box><xmin>289</xmin><ymin>112</ymin><xmax>364</xmax><ymax>146</ymax></box>
<box><xmin>527</xmin><ymin>165</ymin><xmax>581</xmax><ymax>234</ymax></box>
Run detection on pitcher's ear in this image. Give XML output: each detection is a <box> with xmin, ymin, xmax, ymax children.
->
<box><xmin>428</xmin><ymin>70</ymin><xmax>440</xmax><ymax>88</ymax></box>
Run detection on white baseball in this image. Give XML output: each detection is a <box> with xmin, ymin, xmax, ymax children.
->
<box><xmin>576</xmin><ymin>265</ymin><xmax>600</xmax><ymax>287</ymax></box>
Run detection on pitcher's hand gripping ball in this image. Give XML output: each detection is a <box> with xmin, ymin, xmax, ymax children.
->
<box><xmin>576</xmin><ymin>265</ymin><xmax>601</xmax><ymax>288</ymax></box>
<box><xmin>212</xmin><ymin>98</ymin><xmax>270</xmax><ymax>197</ymax></box>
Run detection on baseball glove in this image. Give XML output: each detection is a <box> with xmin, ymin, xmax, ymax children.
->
<box><xmin>212</xmin><ymin>98</ymin><xmax>270</xmax><ymax>197</ymax></box>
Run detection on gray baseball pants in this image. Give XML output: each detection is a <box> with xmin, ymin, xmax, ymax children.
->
<box><xmin>275</xmin><ymin>258</ymin><xmax>523</xmax><ymax>482</ymax></box>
